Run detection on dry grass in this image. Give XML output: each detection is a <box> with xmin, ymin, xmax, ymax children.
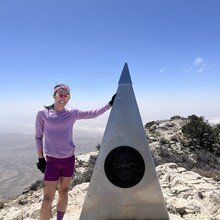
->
<box><xmin>192</xmin><ymin>168</ymin><xmax>220</xmax><ymax>182</ymax></box>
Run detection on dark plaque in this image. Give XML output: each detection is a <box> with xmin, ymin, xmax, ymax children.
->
<box><xmin>104</xmin><ymin>146</ymin><xmax>145</xmax><ymax>188</ymax></box>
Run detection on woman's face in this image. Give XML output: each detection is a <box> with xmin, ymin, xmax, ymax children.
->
<box><xmin>54</xmin><ymin>89</ymin><xmax>70</xmax><ymax>107</ymax></box>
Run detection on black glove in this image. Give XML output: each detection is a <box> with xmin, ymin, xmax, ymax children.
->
<box><xmin>37</xmin><ymin>157</ymin><xmax>46</xmax><ymax>174</ymax></box>
<box><xmin>109</xmin><ymin>94</ymin><xmax>117</xmax><ymax>106</ymax></box>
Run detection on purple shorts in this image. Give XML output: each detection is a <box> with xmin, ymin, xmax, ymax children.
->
<box><xmin>44</xmin><ymin>155</ymin><xmax>75</xmax><ymax>181</ymax></box>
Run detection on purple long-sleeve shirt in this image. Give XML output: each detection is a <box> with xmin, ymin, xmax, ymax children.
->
<box><xmin>35</xmin><ymin>103</ymin><xmax>111</xmax><ymax>158</ymax></box>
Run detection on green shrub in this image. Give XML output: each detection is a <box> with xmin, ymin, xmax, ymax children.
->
<box><xmin>182</xmin><ymin>115</ymin><xmax>217</xmax><ymax>153</ymax></box>
<box><xmin>0</xmin><ymin>201</ymin><xmax>5</xmax><ymax>209</ymax></box>
<box><xmin>170</xmin><ymin>115</ymin><xmax>183</xmax><ymax>120</ymax></box>
<box><xmin>29</xmin><ymin>179</ymin><xmax>43</xmax><ymax>191</ymax></box>
<box><xmin>213</xmin><ymin>123</ymin><xmax>220</xmax><ymax>138</ymax></box>
<box><xmin>145</xmin><ymin>121</ymin><xmax>156</xmax><ymax>129</ymax></box>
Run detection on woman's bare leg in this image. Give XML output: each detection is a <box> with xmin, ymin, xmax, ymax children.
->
<box><xmin>57</xmin><ymin>177</ymin><xmax>72</xmax><ymax>212</ymax></box>
<box><xmin>40</xmin><ymin>180</ymin><xmax>58</xmax><ymax>220</ymax></box>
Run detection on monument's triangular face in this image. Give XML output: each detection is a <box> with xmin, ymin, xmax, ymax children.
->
<box><xmin>80</xmin><ymin>63</ymin><xmax>169</xmax><ymax>220</ymax></box>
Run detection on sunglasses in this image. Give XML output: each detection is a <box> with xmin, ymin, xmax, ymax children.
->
<box><xmin>55</xmin><ymin>93</ymin><xmax>70</xmax><ymax>100</ymax></box>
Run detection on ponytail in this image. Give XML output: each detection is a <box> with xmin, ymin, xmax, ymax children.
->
<box><xmin>44</xmin><ymin>104</ymin><xmax>54</xmax><ymax>111</ymax></box>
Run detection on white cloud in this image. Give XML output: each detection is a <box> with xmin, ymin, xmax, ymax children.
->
<box><xmin>160</xmin><ymin>68</ymin><xmax>166</xmax><ymax>73</ymax></box>
<box><xmin>197</xmin><ymin>66</ymin><xmax>205</xmax><ymax>73</ymax></box>
<box><xmin>194</xmin><ymin>56</ymin><xmax>205</xmax><ymax>72</ymax></box>
<box><xmin>184</xmin><ymin>64</ymin><xmax>192</xmax><ymax>73</ymax></box>
<box><xmin>193</xmin><ymin>56</ymin><xmax>203</xmax><ymax>66</ymax></box>
<box><xmin>184</xmin><ymin>56</ymin><xmax>206</xmax><ymax>73</ymax></box>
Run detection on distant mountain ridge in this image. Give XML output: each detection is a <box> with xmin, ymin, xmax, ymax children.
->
<box><xmin>0</xmin><ymin>126</ymin><xmax>104</xmax><ymax>200</ymax></box>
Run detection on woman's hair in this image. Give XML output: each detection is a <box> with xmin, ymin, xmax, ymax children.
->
<box><xmin>44</xmin><ymin>84</ymin><xmax>70</xmax><ymax>110</ymax></box>
<box><xmin>44</xmin><ymin>103</ymin><xmax>55</xmax><ymax>110</ymax></box>
<box><xmin>53</xmin><ymin>84</ymin><xmax>70</xmax><ymax>95</ymax></box>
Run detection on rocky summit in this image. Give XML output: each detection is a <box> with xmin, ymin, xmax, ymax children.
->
<box><xmin>0</xmin><ymin>117</ymin><xmax>220</xmax><ymax>220</ymax></box>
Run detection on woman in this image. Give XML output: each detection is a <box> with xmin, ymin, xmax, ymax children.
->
<box><xmin>35</xmin><ymin>84</ymin><xmax>115</xmax><ymax>220</ymax></box>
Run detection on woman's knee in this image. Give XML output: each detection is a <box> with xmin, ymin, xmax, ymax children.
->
<box><xmin>58</xmin><ymin>186</ymin><xmax>69</xmax><ymax>196</ymax></box>
<box><xmin>42</xmin><ymin>194</ymin><xmax>54</xmax><ymax>207</ymax></box>
<box><xmin>58</xmin><ymin>177</ymin><xmax>71</xmax><ymax>194</ymax></box>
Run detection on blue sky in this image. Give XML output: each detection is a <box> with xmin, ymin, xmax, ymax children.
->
<box><xmin>1</xmin><ymin>0</ymin><xmax>220</xmax><ymax>132</ymax></box>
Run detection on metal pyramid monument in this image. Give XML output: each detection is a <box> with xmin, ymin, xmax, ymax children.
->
<box><xmin>79</xmin><ymin>63</ymin><xmax>169</xmax><ymax>220</ymax></box>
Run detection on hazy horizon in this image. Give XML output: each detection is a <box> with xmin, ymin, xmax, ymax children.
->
<box><xmin>1</xmin><ymin>110</ymin><xmax>219</xmax><ymax>134</ymax></box>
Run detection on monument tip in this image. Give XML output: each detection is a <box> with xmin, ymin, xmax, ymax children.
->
<box><xmin>118</xmin><ymin>63</ymin><xmax>132</xmax><ymax>85</ymax></box>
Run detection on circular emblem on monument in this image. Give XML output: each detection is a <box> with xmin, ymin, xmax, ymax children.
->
<box><xmin>104</xmin><ymin>146</ymin><xmax>145</xmax><ymax>188</ymax></box>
